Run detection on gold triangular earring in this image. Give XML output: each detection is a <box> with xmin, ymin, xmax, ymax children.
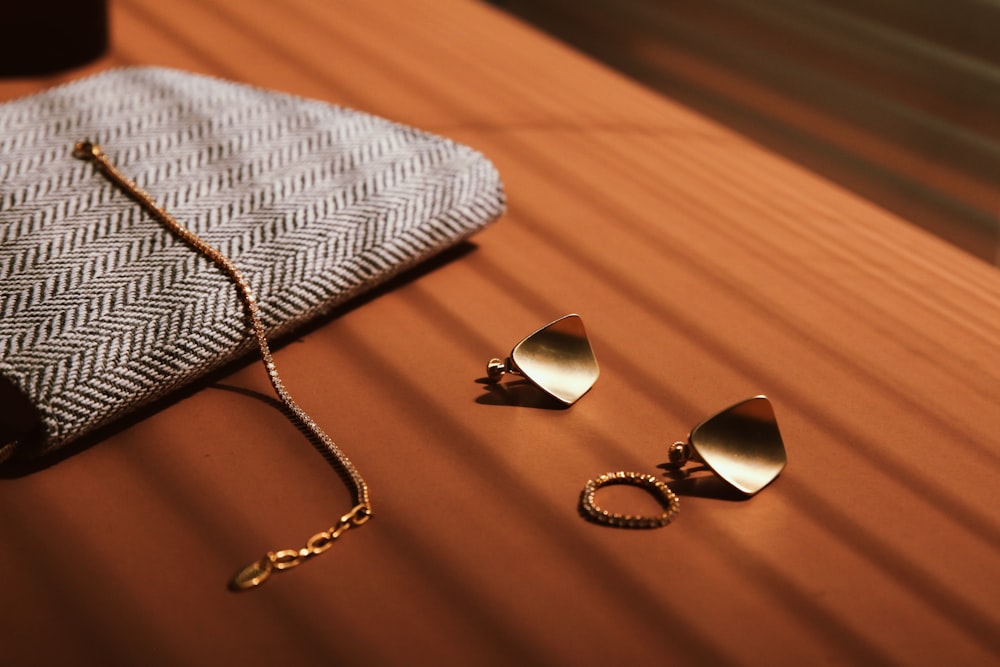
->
<box><xmin>665</xmin><ymin>395</ymin><xmax>787</xmax><ymax>496</ymax></box>
<box><xmin>486</xmin><ymin>313</ymin><xmax>599</xmax><ymax>406</ymax></box>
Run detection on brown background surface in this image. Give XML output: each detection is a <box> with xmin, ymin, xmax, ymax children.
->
<box><xmin>1</xmin><ymin>1</ymin><xmax>998</xmax><ymax>665</ymax></box>
<box><xmin>497</xmin><ymin>0</ymin><xmax>1000</xmax><ymax>265</ymax></box>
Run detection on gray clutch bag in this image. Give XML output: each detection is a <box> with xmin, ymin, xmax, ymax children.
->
<box><xmin>0</xmin><ymin>67</ymin><xmax>505</xmax><ymax>463</ymax></box>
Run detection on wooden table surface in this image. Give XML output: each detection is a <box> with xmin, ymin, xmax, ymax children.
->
<box><xmin>2</xmin><ymin>1</ymin><xmax>998</xmax><ymax>665</ymax></box>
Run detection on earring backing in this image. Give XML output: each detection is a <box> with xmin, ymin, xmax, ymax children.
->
<box><xmin>486</xmin><ymin>313</ymin><xmax>599</xmax><ymax>406</ymax></box>
<box><xmin>664</xmin><ymin>395</ymin><xmax>786</xmax><ymax>496</ymax></box>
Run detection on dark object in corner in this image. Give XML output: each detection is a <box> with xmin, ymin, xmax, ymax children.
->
<box><xmin>1</xmin><ymin>2</ymin><xmax>108</xmax><ymax>76</ymax></box>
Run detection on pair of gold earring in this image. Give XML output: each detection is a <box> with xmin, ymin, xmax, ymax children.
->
<box><xmin>486</xmin><ymin>314</ymin><xmax>787</xmax><ymax>529</ymax></box>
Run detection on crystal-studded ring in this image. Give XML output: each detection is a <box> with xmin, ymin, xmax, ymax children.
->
<box><xmin>579</xmin><ymin>471</ymin><xmax>680</xmax><ymax>528</ymax></box>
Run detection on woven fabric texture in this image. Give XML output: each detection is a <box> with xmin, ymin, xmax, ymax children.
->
<box><xmin>0</xmin><ymin>67</ymin><xmax>505</xmax><ymax>461</ymax></box>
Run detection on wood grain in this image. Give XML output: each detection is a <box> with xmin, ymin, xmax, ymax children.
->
<box><xmin>1</xmin><ymin>1</ymin><xmax>998</xmax><ymax>665</ymax></box>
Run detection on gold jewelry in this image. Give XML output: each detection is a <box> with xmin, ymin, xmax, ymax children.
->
<box><xmin>580</xmin><ymin>471</ymin><xmax>680</xmax><ymax>528</ymax></box>
<box><xmin>579</xmin><ymin>396</ymin><xmax>786</xmax><ymax>528</ymax></box>
<box><xmin>73</xmin><ymin>141</ymin><xmax>371</xmax><ymax>591</ymax></box>
<box><xmin>486</xmin><ymin>314</ymin><xmax>599</xmax><ymax>406</ymax></box>
<box><xmin>664</xmin><ymin>395</ymin><xmax>786</xmax><ymax>496</ymax></box>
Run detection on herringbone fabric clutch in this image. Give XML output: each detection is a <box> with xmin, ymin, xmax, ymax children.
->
<box><xmin>0</xmin><ymin>67</ymin><xmax>505</xmax><ymax>462</ymax></box>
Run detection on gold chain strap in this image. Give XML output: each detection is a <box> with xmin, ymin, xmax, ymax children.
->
<box><xmin>73</xmin><ymin>141</ymin><xmax>371</xmax><ymax>590</ymax></box>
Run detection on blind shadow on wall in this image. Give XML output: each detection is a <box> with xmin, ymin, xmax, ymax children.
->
<box><xmin>493</xmin><ymin>0</ymin><xmax>1000</xmax><ymax>266</ymax></box>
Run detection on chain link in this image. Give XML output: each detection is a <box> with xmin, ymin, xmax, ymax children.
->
<box><xmin>74</xmin><ymin>141</ymin><xmax>372</xmax><ymax>591</ymax></box>
<box><xmin>269</xmin><ymin>503</ymin><xmax>371</xmax><ymax>571</ymax></box>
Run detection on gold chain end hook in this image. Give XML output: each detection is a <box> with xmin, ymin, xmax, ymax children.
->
<box><xmin>72</xmin><ymin>141</ymin><xmax>102</xmax><ymax>161</ymax></box>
